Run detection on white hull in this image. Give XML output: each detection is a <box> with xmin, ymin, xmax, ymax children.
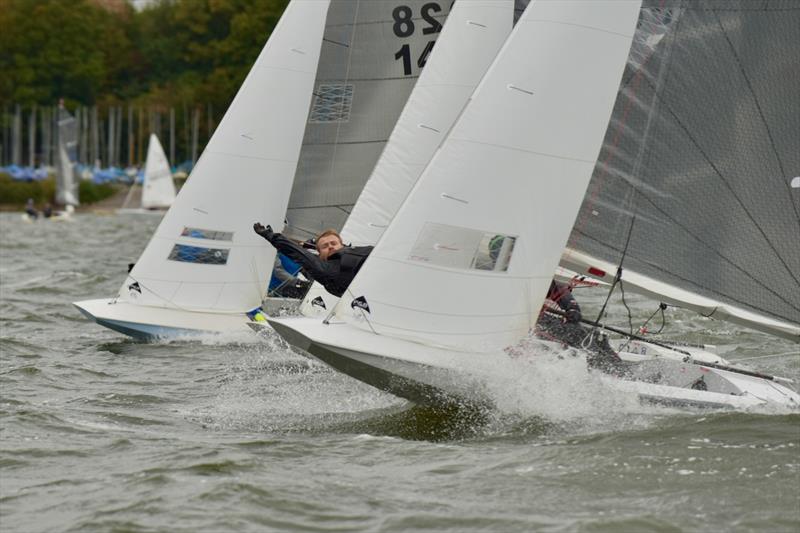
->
<box><xmin>74</xmin><ymin>297</ymin><xmax>301</xmax><ymax>340</ymax></box>
<box><xmin>268</xmin><ymin>317</ymin><xmax>799</xmax><ymax>410</ymax></box>
<box><xmin>74</xmin><ymin>298</ymin><xmax>252</xmax><ymax>340</ymax></box>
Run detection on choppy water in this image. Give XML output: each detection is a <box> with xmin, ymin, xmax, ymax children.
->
<box><xmin>1</xmin><ymin>212</ymin><xmax>798</xmax><ymax>532</ymax></box>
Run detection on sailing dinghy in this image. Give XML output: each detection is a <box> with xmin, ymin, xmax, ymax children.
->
<box><xmin>44</xmin><ymin>102</ymin><xmax>80</xmax><ymax>221</ymax></box>
<box><xmin>269</xmin><ymin>0</ymin><xmax>799</xmax><ymax>410</ymax></box>
<box><xmin>118</xmin><ymin>134</ymin><xmax>177</xmax><ymax>214</ymax></box>
<box><xmin>296</xmin><ymin>0</ymin><xmax>515</xmax><ymax>316</ymax></box>
<box><xmin>74</xmin><ymin>0</ymin><xmax>331</xmax><ymax>338</ymax></box>
<box><xmin>74</xmin><ymin>0</ymin><xmax>453</xmax><ymax>339</ymax></box>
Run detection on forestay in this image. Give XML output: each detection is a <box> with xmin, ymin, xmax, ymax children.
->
<box><xmin>564</xmin><ymin>0</ymin><xmax>800</xmax><ymax>340</ymax></box>
<box><xmin>332</xmin><ymin>0</ymin><xmax>641</xmax><ymax>351</ymax></box>
<box><xmin>141</xmin><ymin>134</ymin><xmax>176</xmax><ymax>210</ymax></box>
<box><xmin>117</xmin><ymin>0</ymin><xmax>329</xmax><ymax>313</ymax></box>
<box><xmin>284</xmin><ymin>0</ymin><xmax>452</xmax><ymax>239</ymax></box>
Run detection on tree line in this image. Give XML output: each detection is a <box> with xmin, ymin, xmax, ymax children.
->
<box><xmin>0</xmin><ymin>0</ymin><xmax>289</xmax><ymax>166</ymax></box>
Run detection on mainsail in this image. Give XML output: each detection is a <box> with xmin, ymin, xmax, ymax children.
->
<box><xmin>327</xmin><ymin>0</ymin><xmax>640</xmax><ymax>351</ymax></box>
<box><xmin>55</xmin><ymin>104</ymin><xmax>79</xmax><ymax>206</ymax></box>
<box><xmin>140</xmin><ymin>134</ymin><xmax>176</xmax><ymax>210</ymax></box>
<box><xmin>340</xmin><ymin>0</ymin><xmax>514</xmax><ymax>248</ymax></box>
<box><xmin>563</xmin><ymin>0</ymin><xmax>800</xmax><ymax>340</ymax></box>
<box><xmin>298</xmin><ymin>0</ymin><xmax>514</xmax><ymax>316</ymax></box>
<box><xmin>284</xmin><ymin>0</ymin><xmax>452</xmax><ymax>239</ymax></box>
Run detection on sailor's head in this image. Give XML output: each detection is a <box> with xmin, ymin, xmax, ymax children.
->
<box><xmin>316</xmin><ymin>229</ymin><xmax>343</xmax><ymax>261</ymax></box>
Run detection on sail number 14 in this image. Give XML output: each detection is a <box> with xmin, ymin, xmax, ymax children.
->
<box><xmin>392</xmin><ymin>2</ymin><xmax>447</xmax><ymax>76</ymax></box>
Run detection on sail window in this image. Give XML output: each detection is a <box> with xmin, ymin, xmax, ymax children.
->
<box><xmin>309</xmin><ymin>84</ymin><xmax>354</xmax><ymax>123</ymax></box>
<box><xmin>180</xmin><ymin>227</ymin><xmax>234</xmax><ymax>242</ymax></box>
<box><xmin>408</xmin><ymin>223</ymin><xmax>516</xmax><ymax>272</ymax></box>
<box><xmin>168</xmin><ymin>244</ymin><xmax>229</xmax><ymax>265</ymax></box>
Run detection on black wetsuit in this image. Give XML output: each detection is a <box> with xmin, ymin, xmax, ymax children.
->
<box><xmin>259</xmin><ymin>231</ymin><xmax>373</xmax><ymax>297</ymax></box>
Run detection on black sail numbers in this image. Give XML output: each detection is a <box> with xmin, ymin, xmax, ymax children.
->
<box><xmin>392</xmin><ymin>2</ymin><xmax>448</xmax><ymax>76</ymax></box>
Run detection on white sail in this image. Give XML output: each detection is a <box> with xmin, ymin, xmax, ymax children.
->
<box><xmin>330</xmin><ymin>0</ymin><xmax>641</xmax><ymax>352</ymax></box>
<box><xmin>140</xmin><ymin>134</ymin><xmax>176</xmax><ymax>209</ymax></box>
<box><xmin>299</xmin><ymin>0</ymin><xmax>514</xmax><ymax>316</ymax></box>
<box><xmin>284</xmin><ymin>0</ymin><xmax>453</xmax><ymax>239</ymax></box>
<box><xmin>55</xmin><ymin>105</ymin><xmax>79</xmax><ymax>207</ymax></box>
<box><xmin>341</xmin><ymin>0</ymin><xmax>514</xmax><ymax>247</ymax></box>
<box><xmin>75</xmin><ymin>0</ymin><xmax>330</xmax><ymax>335</ymax></box>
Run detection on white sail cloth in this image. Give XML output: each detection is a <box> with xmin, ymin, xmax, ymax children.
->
<box><xmin>285</xmin><ymin>0</ymin><xmax>453</xmax><ymax>239</ymax></box>
<box><xmin>141</xmin><ymin>134</ymin><xmax>176</xmax><ymax>210</ymax></box>
<box><xmin>331</xmin><ymin>0</ymin><xmax>642</xmax><ymax>352</ymax></box>
<box><xmin>117</xmin><ymin>0</ymin><xmax>330</xmax><ymax>313</ymax></box>
<box><xmin>299</xmin><ymin>0</ymin><xmax>514</xmax><ymax>316</ymax></box>
<box><xmin>341</xmin><ymin>0</ymin><xmax>514</xmax><ymax>247</ymax></box>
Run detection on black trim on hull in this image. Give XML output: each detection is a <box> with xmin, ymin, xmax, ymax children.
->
<box><xmin>267</xmin><ymin>320</ymin><xmax>486</xmax><ymax>409</ymax></box>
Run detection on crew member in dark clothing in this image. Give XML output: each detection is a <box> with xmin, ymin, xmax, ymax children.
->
<box><xmin>536</xmin><ymin>280</ymin><xmax>628</xmax><ymax>375</ymax></box>
<box><xmin>25</xmin><ymin>199</ymin><xmax>38</xmax><ymax>219</ymax></box>
<box><xmin>253</xmin><ymin>223</ymin><xmax>373</xmax><ymax>297</ymax></box>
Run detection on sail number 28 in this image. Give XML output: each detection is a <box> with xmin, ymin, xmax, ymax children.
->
<box><xmin>392</xmin><ymin>2</ymin><xmax>447</xmax><ymax>76</ymax></box>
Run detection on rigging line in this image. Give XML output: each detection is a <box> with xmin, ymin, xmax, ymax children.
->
<box><xmin>618</xmin><ymin>279</ymin><xmax>635</xmax><ymax>335</ymax></box>
<box><xmin>585</xmin><ymin>1</ymin><xmax>680</xmax><ymax>321</ymax></box>
<box><xmin>641</xmin><ymin>191</ymin><xmax>800</xmax><ymax>313</ymax></box>
<box><xmin>713</xmin><ymin>10</ymin><xmax>800</xmax><ymax>230</ymax></box>
<box><xmin>342</xmin><ymin>287</ymin><xmax>378</xmax><ymax>335</ymax></box>
<box><xmin>572</xmin><ymin>190</ymin><xmax>800</xmax><ymax>317</ymax></box>
<box><xmin>593</xmin><ymin>206</ymin><xmax>640</xmax><ymax>327</ymax></box>
<box><xmin>569</xmin><ymin>0</ymin><xmax>677</xmax><ymax>247</ymax></box>
<box><xmin>639</xmin><ymin>73</ymin><xmax>800</xmax><ymax>289</ymax></box>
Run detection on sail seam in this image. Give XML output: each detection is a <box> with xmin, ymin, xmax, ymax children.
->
<box><xmin>203</xmin><ymin>150</ymin><xmax>296</xmax><ymax>163</ymax></box>
<box><xmin>523</xmin><ymin>18</ymin><xmax>635</xmax><ymax>39</ymax></box>
<box><xmin>449</xmin><ymin>138</ymin><xmax>596</xmax><ymax>164</ymax></box>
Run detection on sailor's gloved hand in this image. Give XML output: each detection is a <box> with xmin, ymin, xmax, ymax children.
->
<box><xmin>253</xmin><ymin>222</ymin><xmax>275</xmax><ymax>242</ymax></box>
<box><xmin>565</xmin><ymin>305</ymin><xmax>582</xmax><ymax>324</ymax></box>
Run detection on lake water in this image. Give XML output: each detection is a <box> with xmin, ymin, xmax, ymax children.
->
<box><xmin>1</xmin><ymin>212</ymin><xmax>798</xmax><ymax>532</ymax></box>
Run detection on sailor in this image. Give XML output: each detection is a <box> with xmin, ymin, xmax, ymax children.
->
<box><xmin>253</xmin><ymin>223</ymin><xmax>373</xmax><ymax>297</ymax></box>
<box><xmin>537</xmin><ymin>280</ymin><xmax>628</xmax><ymax>375</ymax></box>
<box><xmin>25</xmin><ymin>199</ymin><xmax>38</xmax><ymax>219</ymax></box>
<box><xmin>547</xmin><ymin>280</ymin><xmax>581</xmax><ymax>323</ymax></box>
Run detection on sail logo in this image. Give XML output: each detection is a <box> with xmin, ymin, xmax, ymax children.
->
<box><xmin>311</xmin><ymin>296</ymin><xmax>327</xmax><ymax>310</ymax></box>
<box><xmin>351</xmin><ymin>296</ymin><xmax>370</xmax><ymax>314</ymax></box>
<box><xmin>128</xmin><ymin>282</ymin><xmax>142</xmax><ymax>296</ymax></box>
